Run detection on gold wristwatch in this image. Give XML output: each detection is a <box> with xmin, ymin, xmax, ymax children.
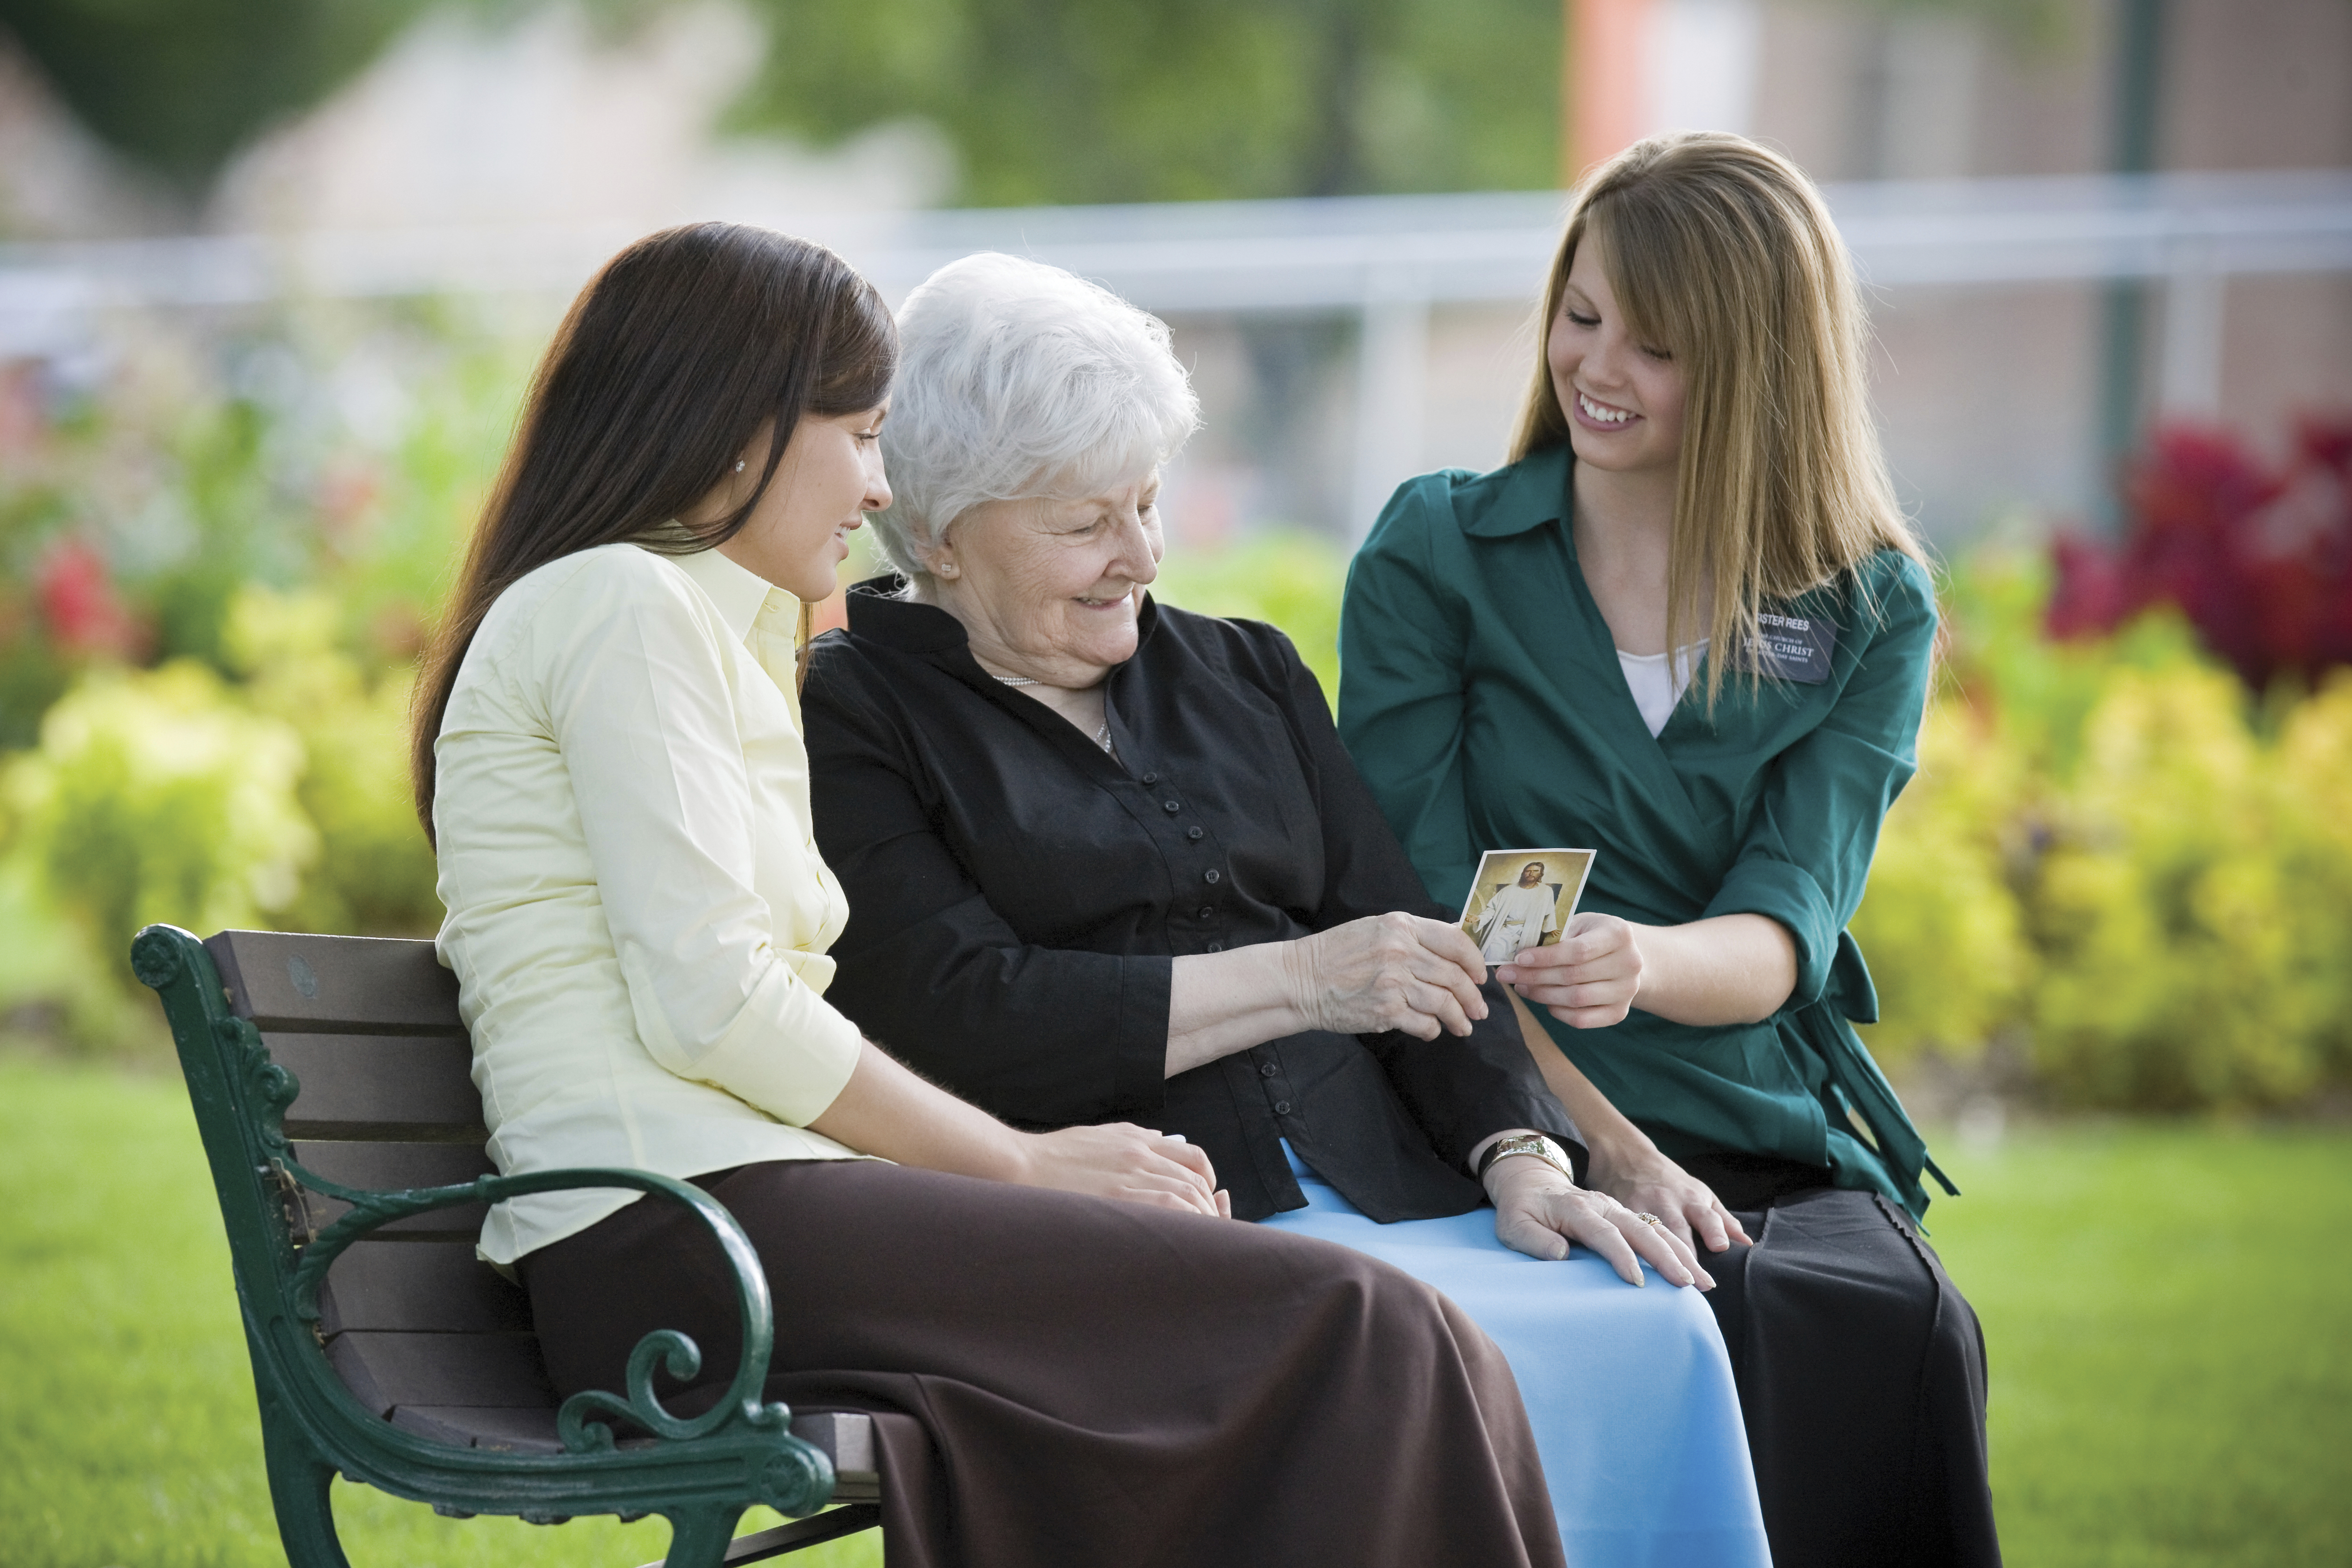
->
<box><xmin>1475</xmin><ymin>1132</ymin><xmax>1576</xmax><ymax>1186</ymax></box>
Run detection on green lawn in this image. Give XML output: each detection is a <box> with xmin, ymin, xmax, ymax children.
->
<box><xmin>3</xmin><ymin>1054</ymin><xmax>2348</xmax><ymax>1568</ymax></box>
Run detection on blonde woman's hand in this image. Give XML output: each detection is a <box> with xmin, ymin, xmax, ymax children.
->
<box><xmin>1285</xmin><ymin>912</ymin><xmax>1492</xmax><ymax>1040</ymax></box>
<box><xmin>1587</xmin><ymin>1140</ymin><xmax>1751</xmax><ymax>1253</ymax></box>
<box><xmin>1016</xmin><ymin>1124</ymin><xmax>1231</xmax><ymax>1217</ymax></box>
<box><xmin>1485</xmin><ymin>1156</ymin><xmax>1713</xmax><ymax>1289</ymax></box>
<box><xmin>1494</xmin><ymin>911</ymin><xmax>1644</xmax><ymax>1028</ymax></box>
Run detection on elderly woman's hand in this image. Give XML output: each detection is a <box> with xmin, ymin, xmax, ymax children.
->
<box><xmin>1016</xmin><ymin>1123</ymin><xmax>1233</xmax><ymax>1217</ymax></box>
<box><xmin>1284</xmin><ymin>913</ymin><xmax>1492</xmax><ymax>1040</ymax></box>
<box><xmin>1485</xmin><ymin>1155</ymin><xmax>1713</xmax><ymax>1289</ymax></box>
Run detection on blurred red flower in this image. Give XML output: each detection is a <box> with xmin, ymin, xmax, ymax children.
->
<box><xmin>2047</xmin><ymin>416</ymin><xmax>2352</xmax><ymax>689</ymax></box>
<box><xmin>37</xmin><ymin>540</ymin><xmax>145</xmax><ymax>661</ymax></box>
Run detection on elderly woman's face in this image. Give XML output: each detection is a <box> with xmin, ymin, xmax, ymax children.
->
<box><xmin>931</xmin><ymin>471</ymin><xmax>1164</xmax><ymax>681</ymax></box>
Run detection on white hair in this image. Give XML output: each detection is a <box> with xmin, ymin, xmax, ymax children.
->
<box><xmin>871</xmin><ymin>252</ymin><xmax>1200</xmax><ymax>580</ymax></box>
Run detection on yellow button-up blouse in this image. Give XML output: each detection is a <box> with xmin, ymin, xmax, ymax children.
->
<box><xmin>434</xmin><ymin>542</ymin><xmax>868</xmax><ymax>1264</ymax></box>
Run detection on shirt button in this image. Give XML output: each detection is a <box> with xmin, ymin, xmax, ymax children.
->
<box><xmin>1259</xmin><ymin>1060</ymin><xmax>1279</xmax><ymax>1078</ymax></box>
<box><xmin>1163</xmin><ymin>799</ymin><xmax>1181</xmax><ymax>813</ymax></box>
<box><xmin>1205</xmin><ymin>941</ymin><xmax>1223</xmax><ymax>952</ymax></box>
<box><xmin>1141</xmin><ymin>772</ymin><xmax>1158</xmax><ymax>784</ymax></box>
<box><xmin>1197</xmin><ymin>905</ymin><xmax>1214</xmax><ymax>919</ymax></box>
<box><xmin>1204</xmin><ymin>868</ymin><xmax>1221</xmax><ymax>884</ymax></box>
<box><xmin>1186</xmin><ymin>826</ymin><xmax>1204</xmax><ymax>841</ymax></box>
<box><xmin>1273</xmin><ymin>1100</ymin><xmax>1292</xmax><ymax>1115</ymax></box>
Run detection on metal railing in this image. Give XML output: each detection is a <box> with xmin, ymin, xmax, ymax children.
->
<box><xmin>5</xmin><ymin>169</ymin><xmax>2348</xmax><ymax>531</ymax></box>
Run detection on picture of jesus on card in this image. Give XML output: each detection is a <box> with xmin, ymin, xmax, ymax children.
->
<box><xmin>1459</xmin><ymin>848</ymin><xmax>1596</xmax><ymax>964</ymax></box>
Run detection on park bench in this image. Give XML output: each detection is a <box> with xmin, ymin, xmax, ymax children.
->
<box><xmin>133</xmin><ymin>922</ymin><xmax>883</xmax><ymax>1568</ymax></box>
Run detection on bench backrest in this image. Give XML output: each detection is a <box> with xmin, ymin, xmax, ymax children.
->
<box><xmin>205</xmin><ymin>929</ymin><xmax>566</xmax><ymax>1452</ymax></box>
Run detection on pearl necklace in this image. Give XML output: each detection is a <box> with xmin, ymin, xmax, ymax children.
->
<box><xmin>994</xmin><ymin>673</ymin><xmax>1115</xmax><ymax>754</ymax></box>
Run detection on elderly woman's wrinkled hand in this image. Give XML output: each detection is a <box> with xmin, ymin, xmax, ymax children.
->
<box><xmin>1017</xmin><ymin>1123</ymin><xmax>1233</xmax><ymax>1217</ymax></box>
<box><xmin>1485</xmin><ymin>1157</ymin><xmax>1713</xmax><ymax>1289</ymax></box>
<box><xmin>1285</xmin><ymin>912</ymin><xmax>1493</xmax><ymax>1041</ymax></box>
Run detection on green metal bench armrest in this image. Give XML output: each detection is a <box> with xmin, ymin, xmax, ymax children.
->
<box><xmin>286</xmin><ymin>1163</ymin><xmax>785</xmax><ymax>1456</ymax></box>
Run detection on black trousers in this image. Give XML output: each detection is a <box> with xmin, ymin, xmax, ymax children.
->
<box><xmin>1684</xmin><ymin>1153</ymin><xmax>2003</xmax><ymax>1568</ymax></box>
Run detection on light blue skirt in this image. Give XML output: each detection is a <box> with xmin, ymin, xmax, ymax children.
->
<box><xmin>1259</xmin><ymin>1145</ymin><xmax>1771</xmax><ymax>1568</ymax></box>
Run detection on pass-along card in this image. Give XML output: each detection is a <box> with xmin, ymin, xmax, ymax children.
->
<box><xmin>1458</xmin><ymin>848</ymin><xmax>1597</xmax><ymax>964</ymax></box>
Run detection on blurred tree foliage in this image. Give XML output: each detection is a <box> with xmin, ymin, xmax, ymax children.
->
<box><xmin>0</xmin><ymin>0</ymin><xmax>431</xmax><ymax>191</ymax></box>
<box><xmin>5</xmin><ymin>0</ymin><xmax>1562</xmax><ymax>204</ymax></box>
<box><xmin>732</xmin><ymin>0</ymin><xmax>1563</xmax><ymax>204</ymax></box>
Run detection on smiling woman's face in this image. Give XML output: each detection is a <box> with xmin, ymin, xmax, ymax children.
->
<box><xmin>709</xmin><ymin>405</ymin><xmax>892</xmax><ymax>602</ymax></box>
<box><xmin>1547</xmin><ymin>238</ymin><xmax>1687</xmax><ymax>479</ymax></box>
<box><xmin>925</xmin><ymin>470</ymin><xmax>1165</xmax><ymax>685</ymax></box>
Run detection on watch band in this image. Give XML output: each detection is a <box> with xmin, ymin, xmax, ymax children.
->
<box><xmin>1476</xmin><ymin>1132</ymin><xmax>1576</xmax><ymax>1186</ymax></box>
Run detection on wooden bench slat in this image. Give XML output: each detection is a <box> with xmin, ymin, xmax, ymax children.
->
<box><xmin>319</xmin><ymin>1241</ymin><xmax>532</xmax><ymax>1337</ymax></box>
<box><xmin>293</xmin><ymin>1139</ymin><xmax>494</xmax><ymax>1189</ymax></box>
<box><xmin>293</xmin><ymin>1141</ymin><xmax>495</xmax><ymax>1238</ymax></box>
<box><xmin>208</xmin><ymin>930</ymin><xmax>465</xmax><ymax>1035</ymax></box>
<box><xmin>327</xmin><ymin>1331</ymin><xmax>557</xmax><ymax>1412</ymax></box>
<box><xmin>790</xmin><ymin>1412</ymin><xmax>878</xmax><ymax>1485</ymax></box>
<box><xmin>269</xmin><ymin>1032</ymin><xmax>485</xmax><ymax>1139</ymax></box>
<box><xmin>391</xmin><ymin>1404</ymin><xmax>567</xmax><ymax>1454</ymax></box>
<box><xmin>382</xmin><ymin>1408</ymin><xmax>883</xmax><ymax>1481</ymax></box>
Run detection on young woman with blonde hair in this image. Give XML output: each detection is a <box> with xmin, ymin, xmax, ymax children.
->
<box><xmin>1339</xmin><ymin>133</ymin><xmax>2000</xmax><ymax>1565</ymax></box>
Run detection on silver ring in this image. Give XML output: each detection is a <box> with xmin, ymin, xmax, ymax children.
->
<box><xmin>1633</xmin><ymin>1212</ymin><xmax>1666</xmax><ymax>1228</ymax></box>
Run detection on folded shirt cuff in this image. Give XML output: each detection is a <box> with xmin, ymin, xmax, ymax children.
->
<box><xmin>1111</xmin><ymin>955</ymin><xmax>1175</xmax><ymax>1117</ymax></box>
<box><xmin>689</xmin><ymin>959</ymin><xmax>866</xmax><ymax>1127</ymax></box>
<box><xmin>1702</xmin><ymin>858</ymin><xmax>1837</xmax><ymax>1007</ymax></box>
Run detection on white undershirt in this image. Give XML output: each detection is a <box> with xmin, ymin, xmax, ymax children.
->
<box><xmin>1616</xmin><ymin>641</ymin><xmax>1706</xmax><ymax>737</ymax></box>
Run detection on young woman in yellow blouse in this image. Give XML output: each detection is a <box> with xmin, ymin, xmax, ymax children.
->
<box><xmin>412</xmin><ymin>221</ymin><xmax>1566</xmax><ymax>1567</ymax></box>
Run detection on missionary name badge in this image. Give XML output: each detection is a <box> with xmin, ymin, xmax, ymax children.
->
<box><xmin>1737</xmin><ymin>611</ymin><xmax>1838</xmax><ymax>684</ymax></box>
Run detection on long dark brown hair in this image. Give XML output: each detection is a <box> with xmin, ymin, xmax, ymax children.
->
<box><xmin>409</xmin><ymin>222</ymin><xmax>896</xmax><ymax>835</ymax></box>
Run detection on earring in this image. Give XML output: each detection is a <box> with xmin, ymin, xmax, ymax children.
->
<box><xmin>734</xmin><ymin>459</ymin><xmax>746</xmax><ymax>473</ymax></box>
<box><xmin>938</xmin><ymin>562</ymin><xmax>958</xmax><ymax>577</ymax></box>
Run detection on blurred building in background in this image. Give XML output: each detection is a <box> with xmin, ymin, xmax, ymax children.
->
<box><xmin>0</xmin><ymin>0</ymin><xmax>2347</xmax><ymax>546</ymax></box>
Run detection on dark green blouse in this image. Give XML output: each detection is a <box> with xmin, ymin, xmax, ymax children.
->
<box><xmin>1337</xmin><ymin>444</ymin><xmax>1953</xmax><ymax>1219</ymax></box>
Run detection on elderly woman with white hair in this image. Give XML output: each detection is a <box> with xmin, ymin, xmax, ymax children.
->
<box><xmin>803</xmin><ymin>252</ymin><xmax>1772</xmax><ymax>1568</ymax></box>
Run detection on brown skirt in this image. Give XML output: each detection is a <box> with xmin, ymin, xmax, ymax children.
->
<box><xmin>522</xmin><ymin>1159</ymin><xmax>1565</xmax><ymax>1568</ymax></box>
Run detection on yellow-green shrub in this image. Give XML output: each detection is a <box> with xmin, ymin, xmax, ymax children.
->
<box><xmin>1851</xmin><ymin>699</ymin><xmax>2034</xmax><ymax>1067</ymax></box>
<box><xmin>2</xmin><ymin>661</ymin><xmax>316</xmax><ymax>977</ymax></box>
<box><xmin>1152</xmin><ymin>530</ymin><xmax>1347</xmax><ymax>697</ymax></box>
<box><xmin>223</xmin><ymin>587</ymin><xmax>441</xmax><ymax>937</ymax></box>
<box><xmin>2021</xmin><ymin>662</ymin><xmax>2326</xmax><ymax>1108</ymax></box>
<box><xmin>2273</xmin><ymin>672</ymin><xmax>2352</xmax><ymax>1079</ymax></box>
<box><xmin>0</xmin><ymin>588</ymin><xmax>441</xmax><ymax>1039</ymax></box>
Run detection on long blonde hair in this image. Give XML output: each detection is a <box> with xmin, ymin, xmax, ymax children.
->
<box><xmin>1511</xmin><ymin>132</ymin><xmax>1926</xmax><ymax>708</ymax></box>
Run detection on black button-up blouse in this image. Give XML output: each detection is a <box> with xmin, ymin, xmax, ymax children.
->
<box><xmin>801</xmin><ymin>578</ymin><xmax>1580</xmax><ymax>1223</ymax></box>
